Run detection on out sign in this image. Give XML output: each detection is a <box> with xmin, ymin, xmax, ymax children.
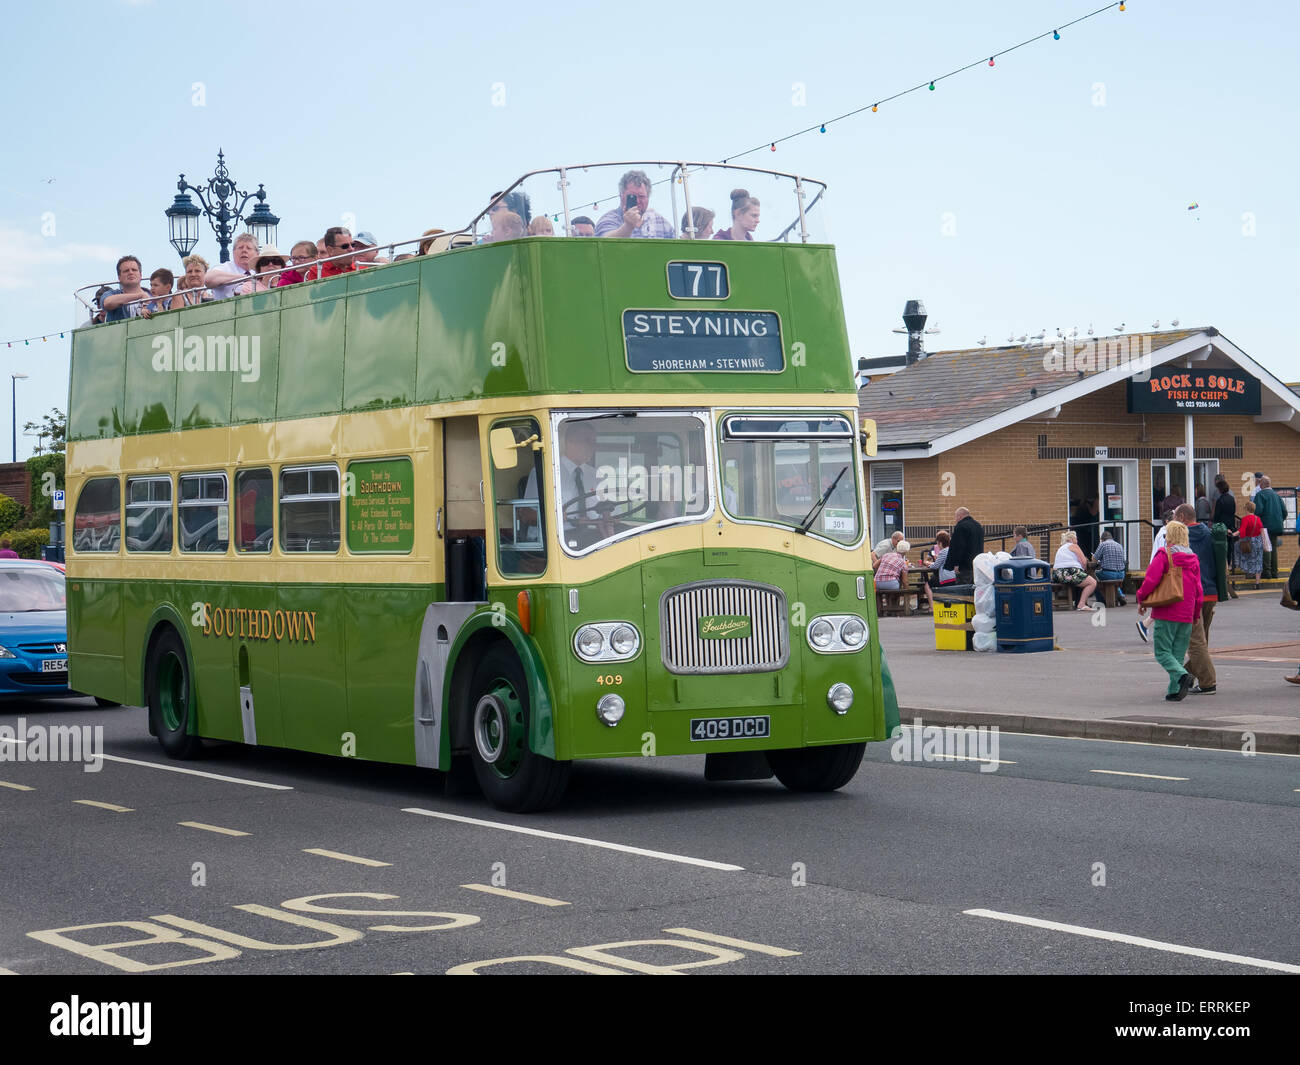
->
<box><xmin>53</xmin><ymin>490</ymin><xmax>66</xmax><ymax>511</ymax></box>
<box><xmin>1093</xmin><ymin>447</ymin><xmax>1108</xmax><ymax>460</ymax></box>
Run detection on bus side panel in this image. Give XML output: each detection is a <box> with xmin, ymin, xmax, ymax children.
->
<box><xmin>200</xmin><ymin>584</ymin><xmax>281</xmax><ymax>747</ymax></box>
<box><xmin>276</xmin><ymin>584</ymin><xmax>348</xmax><ymax>756</ymax></box>
<box><xmin>344</xmin><ymin>585</ymin><xmax>433</xmax><ymax>765</ymax></box>
<box><xmin>343</xmin><ymin>281</ymin><xmax>418</xmax><ymax>411</ymax></box>
<box><xmin>231</xmin><ymin>311</ymin><xmax>281</xmax><ymax>425</ymax></box>
<box><xmin>278</xmin><ymin>299</ymin><xmax>346</xmax><ymax>421</ymax></box>
<box><xmin>68</xmin><ymin>326</ymin><xmax>127</xmax><ymax>442</ymax></box>
<box><xmin>67</xmin><ymin>578</ymin><xmax>127</xmax><ymax>704</ymax></box>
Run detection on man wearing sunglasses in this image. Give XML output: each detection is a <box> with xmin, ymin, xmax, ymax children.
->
<box><xmin>304</xmin><ymin>227</ymin><xmax>359</xmax><ymax>281</ymax></box>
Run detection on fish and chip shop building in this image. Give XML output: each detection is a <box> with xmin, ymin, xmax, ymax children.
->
<box><xmin>857</xmin><ymin>327</ymin><xmax>1300</xmax><ymax>572</ymax></box>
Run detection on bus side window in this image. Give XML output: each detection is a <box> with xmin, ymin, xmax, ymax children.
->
<box><xmin>125</xmin><ymin>476</ymin><xmax>173</xmax><ymax>553</ymax></box>
<box><xmin>236</xmin><ymin>469</ymin><xmax>274</xmax><ymax>553</ymax></box>
<box><xmin>72</xmin><ymin>477</ymin><xmax>121</xmax><ymax>553</ymax></box>
<box><xmin>179</xmin><ymin>472</ymin><xmax>230</xmax><ymax>553</ymax></box>
<box><xmin>280</xmin><ymin>465</ymin><xmax>341</xmax><ymax>554</ymax></box>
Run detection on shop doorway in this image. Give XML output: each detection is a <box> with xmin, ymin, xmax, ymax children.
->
<box><xmin>869</xmin><ymin>463</ymin><xmax>903</xmax><ymax>546</ymax></box>
<box><xmin>1067</xmin><ymin>459</ymin><xmax>1139</xmax><ymax>566</ymax></box>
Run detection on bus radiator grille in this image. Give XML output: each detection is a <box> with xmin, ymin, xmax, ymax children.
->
<box><xmin>659</xmin><ymin>580</ymin><xmax>789</xmax><ymax>675</ymax></box>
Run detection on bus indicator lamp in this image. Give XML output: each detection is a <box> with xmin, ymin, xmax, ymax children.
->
<box><xmin>597</xmin><ymin>694</ymin><xmax>626</xmax><ymax>726</ymax></box>
<box><xmin>827</xmin><ymin>684</ymin><xmax>854</xmax><ymax>714</ymax></box>
<box><xmin>516</xmin><ymin>590</ymin><xmax>533</xmax><ymax>634</ymax></box>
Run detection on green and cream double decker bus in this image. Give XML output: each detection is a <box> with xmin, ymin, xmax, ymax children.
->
<box><xmin>66</xmin><ymin>161</ymin><xmax>899</xmax><ymax>811</ymax></box>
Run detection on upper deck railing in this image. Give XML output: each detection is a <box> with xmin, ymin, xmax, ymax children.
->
<box><xmin>72</xmin><ymin>161</ymin><xmax>830</xmax><ymax>323</ymax></box>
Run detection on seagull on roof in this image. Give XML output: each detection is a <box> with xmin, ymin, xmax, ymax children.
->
<box><xmin>1087</xmin><ymin>323</ymin><xmax>1094</xmax><ymax>335</ymax></box>
<box><xmin>977</xmin><ymin>336</ymin><xmax>987</xmax><ymax>346</ymax></box>
<box><xmin>1031</xmin><ymin>330</ymin><xmax>1045</xmax><ymax>341</ymax></box>
<box><xmin>1152</xmin><ymin>320</ymin><xmax>1160</xmax><ymax>330</ymax></box>
<box><xmin>1017</xmin><ymin>334</ymin><xmax>1028</xmax><ymax>344</ymax></box>
<box><xmin>1171</xmin><ymin>318</ymin><xmax>1180</xmax><ymax>327</ymax></box>
<box><xmin>1113</xmin><ymin>322</ymin><xmax>1125</xmax><ymax>332</ymax></box>
<box><xmin>1056</xmin><ymin>327</ymin><xmax>1064</xmax><ymax>338</ymax></box>
<box><xmin>1006</xmin><ymin>333</ymin><xmax>1016</xmax><ymax>344</ymax></box>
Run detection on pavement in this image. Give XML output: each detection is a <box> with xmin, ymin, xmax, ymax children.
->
<box><xmin>879</xmin><ymin>583</ymin><xmax>1300</xmax><ymax>754</ymax></box>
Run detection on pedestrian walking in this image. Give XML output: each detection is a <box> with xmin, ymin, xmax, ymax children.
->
<box><xmin>1174</xmin><ymin>503</ymin><xmax>1217</xmax><ymax>694</ymax></box>
<box><xmin>1135</xmin><ymin>520</ymin><xmax>1203</xmax><ymax>701</ymax></box>
<box><xmin>1236</xmin><ymin>501</ymin><xmax>1264</xmax><ymax>589</ymax></box>
<box><xmin>1252</xmin><ymin>475</ymin><xmax>1285</xmax><ymax>579</ymax></box>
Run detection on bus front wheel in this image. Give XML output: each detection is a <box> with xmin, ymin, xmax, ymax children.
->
<box><xmin>767</xmin><ymin>742</ymin><xmax>865</xmax><ymax>792</ymax></box>
<box><xmin>468</xmin><ymin>645</ymin><xmax>570</xmax><ymax>812</ymax></box>
<box><xmin>146</xmin><ymin>629</ymin><xmax>202</xmax><ymax>759</ymax></box>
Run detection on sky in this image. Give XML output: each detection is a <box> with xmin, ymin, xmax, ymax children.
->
<box><xmin>1</xmin><ymin>0</ymin><xmax>1295</xmax><ymax>460</ymax></box>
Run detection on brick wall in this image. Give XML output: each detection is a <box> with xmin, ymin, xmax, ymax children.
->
<box><xmin>868</xmin><ymin>380</ymin><xmax>1300</xmax><ymax>571</ymax></box>
<box><xmin>0</xmin><ymin>462</ymin><xmax>29</xmax><ymax>507</ymax></box>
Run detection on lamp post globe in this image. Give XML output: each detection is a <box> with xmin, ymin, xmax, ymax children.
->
<box><xmin>165</xmin><ymin>182</ymin><xmax>202</xmax><ymax>259</ymax></box>
<box><xmin>245</xmin><ymin>186</ymin><xmax>280</xmax><ymax>249</ymax></box>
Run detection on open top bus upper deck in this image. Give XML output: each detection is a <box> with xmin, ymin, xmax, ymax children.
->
<box><xmin>68</xmin><ymin>162</ymin><xmax>850</xmax><ymax>444</ymax></box>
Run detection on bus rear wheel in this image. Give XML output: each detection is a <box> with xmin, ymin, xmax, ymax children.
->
<box><xmin>468</xmin><ymin>645</ymin><xmax>570</xmax><ymax>812</ymax></box>
<box><xmin>146</xmin><ymin>629</ymin><xmax>202</xmax><ymax>759</ymax></box>
<box><xmin>767</xmin><ymin>742</ymin><xmax>865</xmax><ymax>792</ymax></box>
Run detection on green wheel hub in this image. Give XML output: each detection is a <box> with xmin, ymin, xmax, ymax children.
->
<box><xmin>473</xmin><ymin>680</ymin><xmax>526</xmax><ymax>779</ymax></box>
<box><xmin>158</xmin><ymin>652</ymin><xmax>188</xmax><ymax>732</ymax></box>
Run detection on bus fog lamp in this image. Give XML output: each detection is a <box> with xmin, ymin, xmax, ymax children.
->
<box><xmin>596</xmin><ymin>693</ymin><xmax>625</xmax><ymax>726</ymax></box>
<box><xmin>809</xmin><ymin>619</ymin><xmax>834</xmax><ymax>648</ymax></box>
<box><xmin>827</xmin><ymin>683</ymin><xmax>854</xmax><ymax>713</ymax></box>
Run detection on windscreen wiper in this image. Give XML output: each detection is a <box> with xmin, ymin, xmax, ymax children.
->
<box><xmin>796</xmin><ymin>465</ymin><xmax>848</xmax><ymax>534</ymax></box>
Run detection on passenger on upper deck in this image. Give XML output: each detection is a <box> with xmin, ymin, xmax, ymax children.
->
<box><xmin>528</xmin><ymin>216</ymin><xmax>555</xmax><ymax>236</ymax></box>
<box><xmin>239</xmin><ymin>247</ymin><xmax>289</xmax><ymax>293</ymax></box>
<box><xmin>682</xmin><ymin>206</ymin><xmax>715</xmax><ymax>241</ymax></box>
<box><xmin>304</xmin><ymin>228</ymin><xmax>359</xmax><ymax>281</ymax></box>
<box><xmin>595</xmin><ymin>170</ymin><xmax>676</xmax><ymax>239</ymax></box>
<box><xmin>713</xmin><ymin>189</ymin><xmax>759</xmax><ymax>241</ymax></box>
<box><xmin>140</xmin><ymin>268</ymin><xmax>176</xmax><ymax>316</ymax></box>
<box><xmin>482</xmin><ymin>211</ymin><xmax>525</xmax><ymax>243</ymax></box>
<box><xmin>204</xmin><ymin>234</ymin><xmax>259</xmax><ymax>298</ymax></box>
<box><xmin>176</xmin><ymin>255</ymin><xmax>214</xmax><ymax>307</ymax></box>
<box><xmin>101</xmin><ymin>256</ymin><xmax>148</xmax><ymax>321</ymax></box>
<box><xmin>571</xmin><ymin>216</ymin><xmax>596</xmax><ymax>237</ymax></box>
<box><xmin>354</xmin><ymin>232</ymin><xmax>388</xmax><ymax>265</ymax></box>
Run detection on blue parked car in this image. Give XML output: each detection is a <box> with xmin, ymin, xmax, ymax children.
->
<box><xmin>0</xmin><ymin>559</ymin><xmax>71</xmax><ymax>697</ymax></box>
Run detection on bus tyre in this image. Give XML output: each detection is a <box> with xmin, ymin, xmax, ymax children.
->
<box><xmin>767</xmin><ymin>742</ymin><xmax>865</xmax><ymax>792</ymax></box>
<box><xmin>146</xmin><ymin>629</ymin><xmax>202</xmax><ymax>759</ymax></box>
<box><xmin>468</xmin><ymin>645</ymin><xmax>570</xmax><ymax>812</ymax></box>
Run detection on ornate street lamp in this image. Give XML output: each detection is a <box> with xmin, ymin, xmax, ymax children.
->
<box><xmin>162</xmin><ymin>149</ymin><xmax>279</xmax><ymax>263</ymax></box>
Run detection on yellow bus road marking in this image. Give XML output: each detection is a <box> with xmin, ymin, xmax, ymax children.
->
<box><xmin>405</xmin><ymin>808</ymin><xmax>744</xmax><ymax>871</ymax></box>
<box><xmin>663</xmin><ymin>928</ymin><xmax>800</xmax><ymax>957</ymax></box>
<box><xmin>179</xmin><ymin>821</ymin><xmax>250</xmax><ymax>837</ymax></box>
<box><xmin>964</xmin><ymin>909</ymin><xmax>1300</xmax><ymax>974</ymax></box>
<box><xmin>74</xmin><ymin>800</ymin><xmax>133</xmax><ymax>812</ymax></box>
<box><xmin>303</xmin><ymin>848</ymin><xmax>391</xmax><ymax>867</ymax></box>
<box><xmin>1089</xmin><ymin>769</ymin><xmax>1189</xmax><ymax>781</ymax></box>
<box><xmin>99</xmin><ymin>754</ymin><xmax>293</xmax><ymax>790</ymax></box>
<box><xmin>461</xmin><ymin>884</ymin><xmax>570</xmax><ymax>907</ymax></box>
<box><xmin>0</xmin><ymin>781</ymin><xmax>35</xmax><ymax>791</ymax></box>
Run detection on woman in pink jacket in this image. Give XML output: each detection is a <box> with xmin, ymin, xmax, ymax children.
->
<box><xmin>1135</xmin><ymin>520</ymin><xmax>1204</xmax><ymax>701</ymax></box>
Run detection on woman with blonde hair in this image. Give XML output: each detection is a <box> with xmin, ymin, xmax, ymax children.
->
<box><xmin>1053</xmin><ymin>529</ymin><xmax>1098</xmax><ymax>611</ymax></box>
<box><xmin>1135</xmin><ymin>520</ymin><xmax>1203</xmax><ymax>700</ymax></box>
<box><xmin>175</xmin><ymin>254</ymin><xmax>212</xmax><ymax>307</ymax></box>
<box><xmin>528</xmin><ymin>216</ymin><xmax>555</xmax><ymax>236</ymax></box>
<box><xmin>713</xmin><ymin>189</ymin><xmax>760</xmax><ymax>241</ymax></box>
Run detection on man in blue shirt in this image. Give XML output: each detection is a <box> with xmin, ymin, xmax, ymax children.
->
<box><xmin>101</xmin><ymin>255</ymin><xmax>148</xmax><ymax>322</ymax></box>
<box><xmin>1092</xmin><ymin>530</ymin><xmax>1128</xmax><ymax>606</ymax></box>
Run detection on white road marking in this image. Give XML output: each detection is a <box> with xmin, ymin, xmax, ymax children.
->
<box><xmin>664</xmin><ymin>928</ymin><xmax>800</xmax><ymax>957</ymax></box>
<box><xmin>930</xmin><ymin>754</ymin><xmax>1017</xmax><ymax>765</ymax></box>
<box><xmin>179</xmin><ymin>821</ymin><xmax>250</xmax><ymax>837</ymax></box>
<box><xmin>0</xmin><ymin>737</ymin><xmax>26</xmax><ymax>746</ymax></box>
<box><xmin>1089</xmin><ymin>769</ymin><xmax>1189</xmax><ymax>781</ymax></box>
<box><xmin>74</xmin><ymin>800</ymin><xmax>132</xmax><ymax>812</ymax></box>
<box><xmin>964</xmin><ymin>909</ymin><xmax>1300</xmax><ymax>974</ymax></box>
<box><xmin>0</xmin><ymin>780</ymin><xmax>34</xmax><ymax>791</ymax></box>
<box><xmin>303</xmin><ymin>848</ymin><xmax>391</xmax><ymax>867</ymax></box>
<box><xmin>98</xmin><ymin>753</ymin><xmax>293</xmax><ymax>790</ymax></box>
<box><xmin>405</xmin><ymin>809</ymin><xmax>744</xmax><ymax>871</ymax></box>
<box><xmin>461</xmin><ymin>884</ymin><xmax>570</xmax><ymax>907</ymax></box>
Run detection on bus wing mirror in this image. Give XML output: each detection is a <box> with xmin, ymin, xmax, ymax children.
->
<box><xmin>489</xmin><ymin>427</ymin><xmax>521</xmax><ymax>471</ymax></box>
<box><xmin>859</xmin><ymin>420</ymin><xmax>877</xmax><ymax>457</ymax></box>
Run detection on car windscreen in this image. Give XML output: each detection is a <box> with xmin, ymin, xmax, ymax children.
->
<box><xmin>0</xmin><ymin>567</ymin><xmax>67</xmax><ymax>612</ymax></box>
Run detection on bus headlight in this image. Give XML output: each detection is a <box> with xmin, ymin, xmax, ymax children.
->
<box><xmin>610</xmin><ymin>625</ymin><xmax>639</xmax><ymax>657</ymax></box>
<box><xmin>827</xmin><ymin>683</ymin><xmax>854</xmax><ymax>713</ymax></box>
<box><xmin>596</xmin><ymin>694</ymin><xmax>626</xmax><ymax>726</ymax></box>
<box><xmin>808</xmin><ymin>619</ymin><xmax>835</xmax><ymax>648</ymax></box>
<box><xmin>840</xmin><ymin>617</ymin><xmax>866</xmax><ymax>648</ymax></box>
<box><xmin>573</xmin><ymin>622</ymin><xmax>642</xmax><ymax>663</ymax></box>
<box><xmin>806</xmin><ymin>614</ymin><xmax>869</xmax><ymax>653</ymax></box>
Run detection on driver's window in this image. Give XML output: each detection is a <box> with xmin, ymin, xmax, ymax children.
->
<box><xmin>491</xmin><ymin>418</ymin><xmax>546</xmax><ymax>577</ymax></box>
